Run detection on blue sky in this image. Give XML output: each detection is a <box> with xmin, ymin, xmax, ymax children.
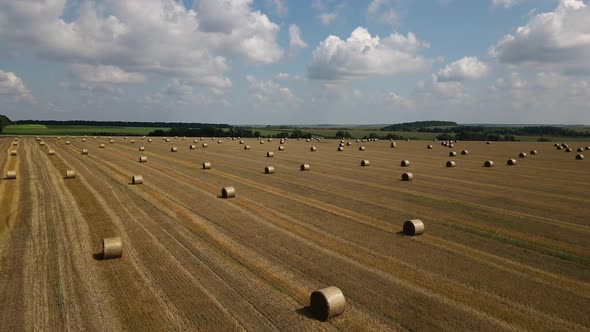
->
<box><xmin>0</xmin><ymin>0</ymin><xmax>589</xmax><ymax>124</ymax></box>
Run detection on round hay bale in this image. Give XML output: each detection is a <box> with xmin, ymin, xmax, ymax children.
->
<box><xmin>139</xmin><ymin>156</ymin><xmax>148</xmax><ymax>163</ymax></box>
<box><xmin>268</xmin><ymin>138</ymin><xmax>272</xmax><ymax>142</ymax></box>
<box><xmin>218</xmin><ymin>140</ymin><xmax>222</xmax><ymax>144</ymax></box>
<box><xmin>461</xmin><ymin>150</ymin><xmax>468</xmax><ymax>155</ymax></box>
<box><xmin>65</xmin><ymin>141</ymin><xmax>71</xmax><ymax>145</ymax></box>
<box><xmin>244</xmin><ymin>145</ymin><xmax>251</xmax><ymax>150</ymax></box>
<box><xmin>486</xmin><ymin>141</ymin><xmax>491</xmax><ymax>144</ymax></box>
<box><xmin>202</xmin><ymin>162</ymin><xmax>212</xmax><ymax>169</ymax></box>
<box><xmin>138</xmin><ymin>146</ymin><xmax>145</xmax><ymax>151</ymax></box>
<box><xmin>576</xmin><ymin>147</ymin><xmax>583</xmax><ymax>152</ymax></box>
<box><xmin>361</xmin><ymin>160</ymin><xmax>370</xmax><ymax>167</ymax></box>
<box><xmin>306</xmin><ymin>139</ymin><xmax>311</xmax><ymax>142</ymax></box>
<box><xmin>449</xmin><ymin>151</ymin><xmax>457</xmax><ymax>157</ymax></box>
<box><xmin>9</xmin><ymin>150</ymin><xmax>17</xmax><ymax>156</ymax></box>
<box><xmin>565</xmin><ymin>148</ymin><xmax>572</xmax><ymax>152</ymax></box>
<box><xmin>82</xmin><ymin>138</ymin><xmax>87</xmax><ymax>142</ymax></box>
<box><xmin>346</xmin><ymin>142</ymin><xmax>352</xmax><ymax>146</ymax></box>
<box><xmin>403</xmin><ymin>219</ymin><xmax>424</xmax><ymax>236</ymax></box>
<box><xmin>222</xmin><ymin>186</ymin><xmax>235</xmax><ymax>198</ymax></box>
<box><xmin>39</xmin><ymin>141</ymin><xmax>45</xmax><ymax>146</ymax></box>
<box><xmin>406</xmin><ymin>139</ymin><xmax>410</xmax><ymax>142</ymax></box>
<box><xmin>102</xmin><ymin>237</ymin><xmax>122</xmax><ymax>259</ymax></box>
<box><xmin>100</xmin><ymin>144</ymin><xmax>105</xmax><ymax>148</ymax></box>
<box><xmin>391</xmin><ymin>142</ymin><xmax>396</xmax><ymax>148</ymax></box>
<box><xmin>124</xmin><ymin>136</ymin><xmax>128</xmax><ymax>140</ymax></box>
<box><xmin>448</xmin><ymin>144</ymin><xmax>454</xmax><ymax>148</ymax></box>
<box><xmin>165</xmin><ymin>139</ymin><xmax>170</xmax><ymax>142</ymax></box>
<box><xmin>239</xmin><ymin>140</ymin><xmax>244</xmax><ymax>144</ymax></box>
<box><xmin>189</xmin><ymin>145</ymin><xmax>196</xmax><ymax>149</ymax></box>
<box><xmin>484</xmin><ymin>160</ymin><xmax>494</xmax><ymax>167</ymax></box>
<box><xmin>148</xmin><ymin>139</ymin><xmax>153</xmax><ymax>143</ymax></box>
<box><xmin>446</xmin><ymin>160</ymin><xmax>456</xmax><ymax>167</ymax></box>
<box><xmin>507</xmin><ymin>159</ymin><xmax>517</xmax><ymax>165</ymax></box>
<box><xmin>48</xmin><ymin>150</ymin><xmax>55</xmax><ymax>155</ymax></box>
<box><xmin>557</xmin><ymin>146</ymin><xmax>563</xmax><ymax>150</ymax></box>
<box><xmin>402</xmin><ymin>172</ymin><xmax>413</xmax><ymax>181</ymax></box>
<box><xmin>400</xmin><ymin>160</ymin><xmax>410</xmax><ymax>167</ymax></box>
<box><xmin>5</xmin><ymin>170</ymin><xmax>16</xmax><ymax>180</ymax></box>
<box><xmin>309</xmin><ymin>286</ymin><xmax>346</xmax><ymax>321</ymax></box>
<box><xmin>170</xmin><ymin>147</ymin><xmax>177</xmax><ymax>152</ymax></box>
<box><xmin>265</xmin><ymin>166</ymin><xmax>275</xmax><ymax>174</ymax></box>
<box><xmin>310</xmin><ymin>147</ymin><xmax>317</xmax><ymax>152</ymax></box>
<box><xmin>267</xmin><ymin>152</ymin><xmax>274</xmax><ymax>157</ymax></box>
<box><xmin>584</xmin><ymin>146</ymin><xmax>589</xmax><ymax>150</ymax></box>
<box><xmin>65</xmin><ymin>170</ymin><xmax>76</xmax><ymax>179</ymax></box>
<box><xmin>109</xmin><ymin>140</ymin><xmax>115</xmax><ymax>144</ymax></box>
<box><xmin>519</xmin><ymin>152</ymin><xmax>526</xmax><ymax>158</ymax></box>
<box><xmin>530</xmin><ymin>150</ymin><xmax>538</xmax><ymax>155</ymax></box>
<box><xmin>576</xmin><ymin>154</ymin><xmax>584</xmax><ymax>160</ymax></box>
<box><xmin>337</xmin><ymin>147</ymin><xmax>344</xmax><ymax>151</ymax></box>
<box><xmin>359</xmin><ymin>146</ymin><xmax>365</xmax><ymax>151</ymax></box>
<box><xmin>132</xmin><ymin>175</ymin><xmax>143</xmax><ymax>184</ymax></box>
<box><xmin>278</xmin><ymin>146</ymin><xmax>285</xmax><ymax>151</ymax></box>
<box><xmin>259</xmin><ymin>141</ymin><xmax>265</xmax><ymax>145</ymax></box>
<box><xmin>300</xmin><ymin>164</ymin><xmax>310</xmax><ymax>171</ymax></box>
<box><xmin>81</xmin><ymin>149</ymin><xmax>88</xmax><ymax>155</ymax></box>
<box><xmin>427</xmin><ymin>145</ymin><xmax>433</xmax><ymax>149</ymax></box>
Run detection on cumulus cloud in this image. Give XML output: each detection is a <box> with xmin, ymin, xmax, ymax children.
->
<box><xmin>144</xmin><ymin>78</ymin><xmax>229</xmax><ymax>106</ymax></box>
<box><xmin>69</xmin><ymin>64</ymin><xmax>146</xmax><ymax>84</ymax></box>
<box><xmin>492</xmin><ymin>0</ymin><xmax>526</xmax><ymax>8</ymax></box>
<box><xmin>0</xmin><ymin>69</ymin><xmax>33</xmax><ymax>101</ymax></box>
<box><xmin>435</xmin><ymin>56</ymin><xmax>489</xmax><ymax>82</ymax></box>
<box><xmin>367</xmin><ymin>0</ymin><xmax>399</xmax><ymax>26</ymax></box>
<box><xmin>0</xmin><ymin>0</ymin><xmax>282</xmax><ymax>89</ymax></box>
<box><xmin>289</xmin><ymin>24</ymin><xmax>308</xmax><ymax>50</ymax></box>
<box><xmin>246</xmin><ymin>75</ymin><xmax>297</xmax><ymax>104</ymax></box>
<box><xmin>308</xmin><ymin>27</ymin><xmax>431</xmax><ymax>80</ymax></box>
<box><xmin>489</xmin><ymin>0</ymin><xmax>590</xmax><ymax>74</ymax></box>
<box><xmin>317</xmin><ymin>12</ymin><xmax>338</xmax><ymax>25</ymax></box>
<box><xmin>265</xmin><ymin>0</ymin><xmax>287</xmax><ymax>16</ymax></box>
<box><xmin>382</xmin><ymin>92</ymin><xmax>415</xmax><ymax>108</ymax></box>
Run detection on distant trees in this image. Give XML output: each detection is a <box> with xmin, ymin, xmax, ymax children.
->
<box><xmin>381</xmin><ymin>121</ymin><xmax>457</xmax><ymax>131</ymax></box>
<box><xmin>0</xmin><ymin>114</ymin><xmax>12</xmax><ymax>133</ymax></box>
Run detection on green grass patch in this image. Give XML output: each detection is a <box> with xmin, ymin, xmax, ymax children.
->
<box><xmin>4</xmin><ymin>124</ymin><xmax>169</xmax><ymax>136</ymax></box>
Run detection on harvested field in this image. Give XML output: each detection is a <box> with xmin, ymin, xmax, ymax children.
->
<box><xmin>0</xmin><ymin>137</ymin><xmax>589</xmax><ymax>331</ymax></box>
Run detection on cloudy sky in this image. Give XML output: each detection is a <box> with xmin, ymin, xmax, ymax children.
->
<box><xmin>1</xmin><ymin>0</ymin><xmax>589</xmax><ymax>124</ymax></box>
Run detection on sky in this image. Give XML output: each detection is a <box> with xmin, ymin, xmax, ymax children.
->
<box><xmin>0</xmin><ymin>0</ymin><xmax>589</xmax><ymax>125</ymax></box>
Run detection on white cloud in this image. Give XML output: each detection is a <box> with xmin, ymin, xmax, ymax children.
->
<box><xmin>435</xmin><ymin>56</ymin><xmax>489</xmax><ymax>82</ymax></box>
<box><xmin>0</xmin><ymin>0</ymin><xmax>282</xmax><ymax>89</ymax></box>
<box><xmin>308</xmin><ymin>27</ymin><xmax>431</xmax><ymax>80</ymax></box>
<box><xmin>69</xmin><ymin>64</ymin><xmax>146</xmax><ymax>84</ymax></box>
<box><xmin>317</xmin><ymin>12</ymin><xmax>338</xmax><ymax>25</ymax></box>
<box><xmin>489</xmin><ymin>72</ymin><xmax>527</xmax><ymax>91</ymax></box>
<box><xmin>383</xmin><ymin>92</ymin><xmax>415</xmax><ymax>108</ymax></box>
<box><xmin>0</xmin><ymin>69</ymin><xmax>33</xmax><ymax>101</ymax></box>
<box><xmin>144</xmin><ymin>78</ymin><xmax>229</xmax><ymax>106</ymax></box>
<box><xmin>265</xmin><ymin>0</ymin><xmax>287</xmax><ymax>16</ymax></box>
<box><xmin>246</xmin><ymin>75</ymin><xmax>297</xmax><ymax>104</ymax></box>
<box><xmin>288</xmin><ymin>24</ymin><xmax>308</xmax><ymax>50</ymax></box>
<box><xmin>489</xmin><ymin>0</ymin><xmax>590</xmax><ymax>74</ymax></box>
<box><xmin>367</xmin><ymin>0</ymin><xmax>399</xmax><ymax>26</ymax></box>
<box><xmin>492</xmin><ymin>0</ymin><xmax>526</xmax><ymax>8</ymax></box>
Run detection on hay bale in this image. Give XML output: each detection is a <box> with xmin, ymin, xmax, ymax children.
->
<box><xmin>484</xmin><ymin>160</ymin><xmax>494</xmax><ymax>167</ymax></box>
<box><xmin>448</xmin><ymin>144</ymin><xmax>454</xmax><ymax>148</ymax></box>
<box><xmin>519</xmin><ymin>152</ymin><xmax>526</xmax><ymax>158</ymax></box>
<box><xmin>132</xmin><ymin>175</ymin><xmax>144</xmax><ymax>184</ymax></box>
<box><xmin>337</xmin><ymin>147</ymin><xmax>344</xmax><ymax>151</ymax></box>
<box><xmin>5</xmin><ymin>170</ymin><xmax>16</xmax><ymax>180</ymax></box>
<box><xmin>461</xmin><ymin>150</ymin><xmax>468</xmax><ymax>155</ymax></box>
<box><xmin>557</xmin><ymin>146</ymin><xmax>563</xmax><ymax>150</ymax></box>
<box><xmin>403</xmin><ymin>219</ymin><xmax>424</xmax><ymax>236</ymax></box>
<box><xmin>139</xmin><ymin>146</ymin><xmax>145</xmax><ymax>151</ymax></box>
<box><xmin>48</xmin><ymin>150</ymin><xmax>55</xmax><ymax>155</ymax></box>
<box><xmin>100</xmin><ymin>144</ymin><xmax>105</xmax><ymax>148</ymax></box>
<box><xmin>268</xmin><ymin>138</ymin><xmax>272</xmax><ymax>142</ymax></box>
<box><xmin>189</xmin><ymin>145</ymin><xmax>196</xmax><ymax>149</ymax></box>
<box><xmin>576</xmin><ymin>154</ymin><xmax>584</xmax><ymax>160</ymax></box>
<box><xmin>65</xmin><ymin>141</ymin><xmax>71</xmax><ymax>145</ymax></box>
<box><xmin>584</xmin><ymin>146</ymin><xmax>589</xmax><ymax>150</ymax></box>
<box><xmin>81</xmin><ymin>149</ymin><xmax>88</xmax><ymax>155</ymax></box>
<box><xmin>576</xmin><ymin>148</ymin><xmax>583</xmax><ymax>152</ymax></box>
<box><xmin>401</xmin><ymin>160</ymin><xmax>410</xmax><ymax>167</ymax></box>
<box><xmin>222</xmin><ymin>186</ymin><xmax>235</xmax><ymax>198</ymax></box>
<box><xmin>139</xmin><ymin>156</ymin><xmax>148</xmax><ymax>163</ymax></box>
<box><xmin>402</xmin><ymin>172</ymin><xmax>413</xmax><ymax>181</ymax></box>
<box><xmin>170</xmin><ymin>147</ymin><xmax>178</xmax><ymax>152</ymax></box>
<box><xmin>486</xmin><ymin>141</ymin><xmax>491</xmax><ymax>144</ymax></box>
<box><xmin>259</xmin><ymin>141</ymin><xmax>265</xmax><ymax>144</ymax></box>
<box><xmin>391</xmin><ymin>142</ymin><xmax>396</xmax><ymax>148</ymax></box>
<box><xmin>65</xmin><ymin>170</ymin><xmax>76</xmax><ymax>179</ymax></box>
<box><xmin>148</xmin><ymin>139</ymin><xmax>153</xmax><ymax>143</ymax></box>
<box><xmin>449</xmin><ymin>151</ymin><xmax>457</xmax><ymax>157</ymax></box>
<box><xmin>218</xmin><ymin>140</ymin><xmax>222</xmax><ymax>144</ymax></box>
<box><xmin>309</xmin><ymin>286</ymin><xmax>346</xmax><ymax>321</ymax></box>
<box><xmin>265</xmin><ymin>166</ymin><xmax>275</xmax><ymax>174</ymax></box>
<box><xmin>507</xmin><ymin>159</ymin><xmax>517</xmax><ymax>165</ymax></box>
<box><xmin>446</xmin><ymin>160</ymin><xmax>456</xmax><ymax>167</ymax></box>
<box><xmin>346</xmin><ymin>142</ymin><xmax>352</xmax><ymax>146</ymax></box>
<box><xmin>244</xmin><ymin>145</ymin><xmax>251</xmax><ymax>150</ymax></box>
<box><xmin>202</xmin><ymin>162</ymin><xmax>212</xmax><ymax>169</ymax></box>
<box><xmin>406</xmin><ymin>139</ymin><xmax>410</xmax><ymax>142</ymax></box>
<box><xmin>310</xmin><ymin>147</ymin><xmax>317</xmax><ymax>152</ymax></box>
<box><xmin>202</xmin><ymin>143</ymin><xmax>209</xmax><ymax>148</ymax></box>
<box><xmin>124</xmin><ymin>136</ymin><xmax>128</xmax><ymax>139</ymax></box>
<box><xmin>130</xmin><ymin>140</ymin><xmax>135</xmax><ymax>144</ymax></box>
<box><xmin>565</xmin><ymin>148</ymin><xmax>572</xmax><ymax>152</ymax></box>
<box><xmin>427</xmin><ymin>145</ymin><xmax>433</xmax><ymax>149</ymax></box>
<box><xmin>9</xmin><ymin>150</ymin><xmax>17</xmax><ymax>156</ymax></box>
<box><xmin>306</xmin><ymin>139</ymin><xmax>311</xmax><ymax>142</ymax></box>
<box><xmin>39</xmin><ymin>141</ymin><xmax>46</xmax><ymax>146</ymax></box>
<box><xmin>359</xmin><ymin>146</ymin><xmax>365</xmax><ymax>151</ymax></box>
<box><xmin>165</xmin><ymin>139</ymin><xmax>170</xmax><ymax>142</ymax></box>
<box><xmin>102</xmin><ymin>237</ymin><xmax>122</xmax><ymax>259</ymax></box>
<box><xmin>82</xmin><ymin>138</ymin><xmax>86</xmax><ymax>142</ymax></box>
<box><xmin>361</xmin><ymin>160</ymin><xmax>370</xmax><ymax>166</ymax></box>
<box><xmin>267</xmin><ymin>152</ymin><xmax>274</xmax><ymax>157</ymax></box>
<box><xmin>530</xmin><ymin>150</ymin><xmax>538</xmax><ymax>155</ymax></box>
<box><xmin>300</xmin><ymin>164</ymin><xmax>310</xmax><ymax>171</ymax></box>
<box><xmin>239</xmin><ymin>140</ymin><xmax>245</xmax><ymax>144</ymax></box>
<box><xmin>278</xmin><ymin>146</ymin><xmax>285</xmax><ymax>151</ymax></box>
